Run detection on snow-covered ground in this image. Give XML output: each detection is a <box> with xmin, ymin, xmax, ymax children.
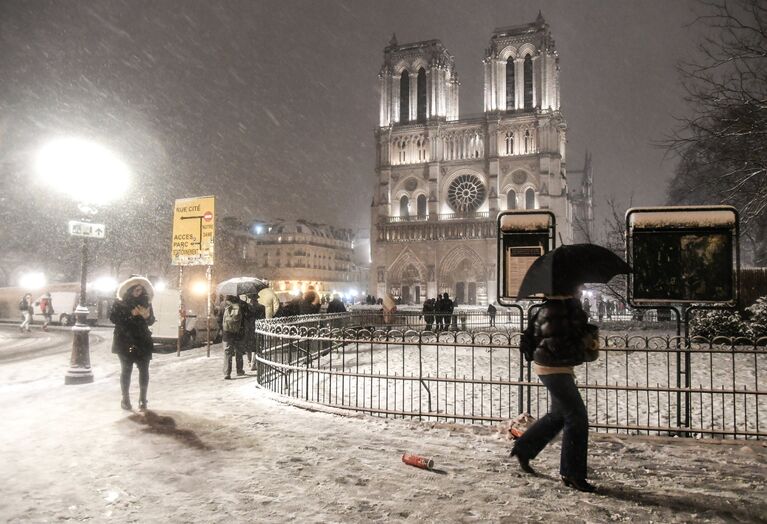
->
<box><xmin>1</xmin><ymin>327</ymin><xmax>766</xmax><ymax>523</ymax></box>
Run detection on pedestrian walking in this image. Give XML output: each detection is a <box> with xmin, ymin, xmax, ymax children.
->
<box><xmin>241</xmin><ymin>294</ymin><xmax>261</xmax><ymax>367</ymax></box>
<box><xmin>110</xmin><ymin>276</ymin><xmax>155</xmax><ymax>411</ymax></box>
<box><xmin>38</xmin><ymin>292</ymin><xmax>54</xmax><ymax>331</ymax></box>
<box><xmin>300</xmin><ymin>286</ymin><xmax>321</xmax><ymax>315</ymax></box>
<box><xmin>582</xmin><ymin>297</ymin><xmax>591</xmax><ymax>320</ymax></box>
<box><xmin>511</xmin><ymin>287</ymin><xmax>600</xmax><ymax>492</ymax></box>
<box><xmin>257</xmin><ymin>287</ymin><xmax>281</xmax><ymax>319</ymax></box>
<box><xmin>19</xmin><ymin>293</ymin><xmax>33</xmax><ymax>333</ymax></box>
<box><xmin>218</xmin><ymin>294</ymin><xmax>251</xmax><ymax>379</ymax></box>
<box><xmin>487</xmin><ymin>303</ymin><xmax>497</xmax><ymax>327</ymax></box>
<box><xmin>597</xmin><ymin>296</ymin><xmax>605</xmax><ymax>322</ymax></box>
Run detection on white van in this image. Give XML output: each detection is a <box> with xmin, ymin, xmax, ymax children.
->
<box><xmin>150</xmin><ymin>288</ymin><xmax>200</xmax><ymax>348</ymax></box>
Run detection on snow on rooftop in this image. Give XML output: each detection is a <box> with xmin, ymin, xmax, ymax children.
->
<box><xmin>628</xmin><ymin>207</ymin><xmax>736</xmax><ymax>230</ymax></box>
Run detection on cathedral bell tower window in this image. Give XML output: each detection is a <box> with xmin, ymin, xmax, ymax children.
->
<box><xmin>505</xmin><ymin>131</ymin><xmax>514</xmax><ymax>155</ymax></box>
<box><xmin>506</xmin><ymin>57</ymin><xmax>515</xmax><ymax>110</ymax></box>
<box><xmin>507</xmin><ymin>190</ymin><xmax>517</xmax><ymax>210</ymax></box>
<box><xmin>400</xmin><ymin>71</ymin><xmax>410</xmax><ymax>123</ymax></box>
<box><xmin>523</xmin><ymin>55</ymin><xmax>533</xmax><ymax>110</ymax></box>
<box><xmin>417</xmin><ymin>194</ymin><xmax>427</xmax><ymax>217</ymax></box>
<box><xmin>400</xmin><ymin>195</ymin><xmax>410</xmax><ymax>217</ymax></box>
<box><xmin>525</xmin><ymin>188</ymin><xmax>536</xmax><ymax>209</ymax></box>
<box><xmin>417</xmin><ymin>68</ymin><xmax>427</xmax><ymax>122</ymax></box>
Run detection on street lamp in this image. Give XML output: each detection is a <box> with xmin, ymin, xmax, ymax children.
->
<box><xmin>36</xmin><ymin>137</ymin><xmax>130</xmax><ymax>385</ymax></box>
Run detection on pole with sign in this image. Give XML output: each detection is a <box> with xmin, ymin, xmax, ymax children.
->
<box><xmin>171</xmin><ymin>196</ymin><xmax>215</xmax><ymax>356</ymax></box>
<box><xmin>65</xmin><ymin>221</ymin><xmax>107</xmax><ymax>384</ymax></box>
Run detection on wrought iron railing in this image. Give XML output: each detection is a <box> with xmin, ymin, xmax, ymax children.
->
<box><xmin>251</xmin><ymin>312</ymin><xmax>767</xmax><ymax>439</ymax></box>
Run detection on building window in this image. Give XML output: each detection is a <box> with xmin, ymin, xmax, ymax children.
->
<box><xmin>417</xmin><ymin>194</ymin><xmax>427</xmax><ymax>216</ymax></box>
<box><xmin>399</xmin><ymin>140</ymin><xmax>406</xmax><ymax>163</ymax></box>
<box><xmin>447</xmin><ymin>174</ymin><xmax>486</xmax><ymax>213</ymax></box>
<box><xmin>505</xmin><ymin>131</ymin><xmax>514</xmax><ymax>155</ymax></box>
<box><xmin>506</xmin><ymin>56</ymin><xmax>515</xmax><ymax>110</ymax></box>
<box><xmin>525</xmin><ymin>188</ymin><xmax>536</xmax><ymax>209</ymax></box>
<box><xmin>523</xmin><ymin>55</ymin><xmax>533</xmax><ymax>109</ymax></box>
<box><xmin>399</xmin><ymin>71</ymin><xmax>410</xmax><ymax>123</ymax></box>
<box><xmin>507</xmin><ymin>190</ymin><xmax>517</xmax><ymax>210</ymax></box>
<box><xmin>400</xmin><ymin>195</ymin><xmax>409</xmax><ymax>217</ymax></box>
<box><xmin>524</xmin><ymin>129</ymin><xmax>532</xmax><ymax>153</ymax></box>
<box><xmin>417</xmin><ymin>68</ymin><xmax>427</xmax><ymax>122</ymax></box>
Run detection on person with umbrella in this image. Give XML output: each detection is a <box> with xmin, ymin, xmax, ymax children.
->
<box><xmin>510</xmin><ymin>244</ymin><xmax>631</xmax><ymax>493</ymax></box>
<box><xmin>215</xmin><ymin>278</ymin><xmax>265</xmax><ymax>379</ymax></box>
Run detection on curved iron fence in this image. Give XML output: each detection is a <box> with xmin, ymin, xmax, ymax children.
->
<box><xmin>252</xmin><ymin>312</ymin><xmax>767</xmax><ymax>439</ymax></box>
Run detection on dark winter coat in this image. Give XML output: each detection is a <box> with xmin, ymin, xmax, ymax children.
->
<box><xmin>299</xmin><ymin>292</ymin><xmax>321</xmax><ymax>315</ymax></box>
<box><xmin>520</xmin><ymin>298</ymin><xmax>591</xmax><ymax>366</ymax></box>
<box><xmin>217</xmin><ymin>297</ymin><xmax>251</xmax><ymax>342</ymax></box>
<box><xmin>110</xmin><ymin>298</ymin><xmax>156</xmax><ymax>361</ymax></box>
<box><xmin>327</xmin><ymin>298</ymin><xmax>347</xmax><ymax>314</ymax></box>
<box><xmin>422</xmin><ymin>299</ymin><xmax>435</xmax><ymax>323</ymax></box>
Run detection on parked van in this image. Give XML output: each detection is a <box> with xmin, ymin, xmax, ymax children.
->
<box><xmin>150</xmin><ymin>288</ymin><xmax>200</xmax><ymax>348</ymax></box>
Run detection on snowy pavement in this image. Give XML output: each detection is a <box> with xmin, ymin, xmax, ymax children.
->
<box><xmin>1</xmin><ymin>331</ymin><xmax>765</xmax><ymax>523</ymax></box>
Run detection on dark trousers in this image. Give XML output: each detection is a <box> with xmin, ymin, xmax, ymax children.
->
<box><xmin>119</xmin><ymin>354</ymin><xmax>149</xmax><ymax>403</ymax></box>
<box><xmin>223</xmin><ymin>339</ymin><xmax>243</xmax><ymax>377</ymax></box>
<box><xmin>513</xmin><ymin>373</ymin><xmax>589</xmax><ymax>480</ymax></box>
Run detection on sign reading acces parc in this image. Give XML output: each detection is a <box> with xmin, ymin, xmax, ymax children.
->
<box><xmin>171</xmin><ymin>196</ymin><xmax>215</xmax><ymax>266</ymax></box>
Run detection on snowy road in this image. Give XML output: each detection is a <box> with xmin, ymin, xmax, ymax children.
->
<box><xmin>0</xmin><ymin>336</ymin><xmax>765</xmax><ymax>523</ymax></box>
<box><xmin>0</xmin><ymin>325</ymin><xmax>87</xmax><ymax>363</ymax></box>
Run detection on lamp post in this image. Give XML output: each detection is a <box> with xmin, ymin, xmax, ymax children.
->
<box><xmin>36</xmin><ymin>137</ymin><xmax>130</xmax><ymax>385</ymax></box>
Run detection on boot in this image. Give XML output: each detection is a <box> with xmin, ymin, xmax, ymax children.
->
<box><xmin>561</xmin><ymin>476</ymin><xmax>597</xmax><ymax>493</ymax></box>
<box><xmin>121</xmin><ymin>398</ymin><xmax>132</xmax><ymax>411</ymax></box>
<box><xmin>510</xmin><ymin>447</ymin><xmax>536</xmax><ymax>475</ymax></box>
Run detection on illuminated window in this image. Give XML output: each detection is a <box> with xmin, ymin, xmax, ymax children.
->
<box><xmin>399</xmin><ymin>140</ymin><xmax>406</xmax><ymax>163</ymax></box>
<box><xmin>524</xmin><ymin>129</ymin><xmax>532</xmax><ymax>153</ymax></box>
<box><xmin>525</xmin><ymin>188</ymin><xmax>535</xmax><ymax>209</ymax></box>
<box><xmin>505</xmin><ymin>131</ymin><xmax>514</xmax><ymax>155</ymax></box>
<box><xmin>417</xmin><ymin>68</ymin><xmax>427</xmax><ymax>122</ymax></box>
<box><xmin>506</xmin><ymin>57</ymin><xmax>515</xmax><ymax>110</ymax></box>
<box><xmin>400</xmin><ymin>195</ymin><xmax>409</xmax><ymax>217</ymax></box>
<box><xmin>523</xmin><ymin>55</ymin><xmax>533</xmax><ymax>109</ymax></box>
<box><xmin>399</xmin><ymin>71</ymin><xmax>410</xmax><ymax>123</ymax></box>
<box><xmin>507</xmin><ymin>190</ymin><xmax>517</xmax><ymax>209</ymax></box>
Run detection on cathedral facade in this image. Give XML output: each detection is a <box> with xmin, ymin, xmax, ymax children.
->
<box><xmin>370</xmin><ymin>14</ymin><xmax>591</xmax><ymax>305</ymax></box>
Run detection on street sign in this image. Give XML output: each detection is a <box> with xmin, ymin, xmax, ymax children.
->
<box><xmin>68</xmin><ymin>220</ymin><xmax>106</xmax><ymax>239</ymax></box>
<box><xmin>626</xmin><ymin>206</ymin><xmax>739</xmax><ymax>306</ymax></box>
<box><xmin>496</xmin><ymin>210</ymin><xmax>556</xmax><ymax>305</ymax></box>
<box><xmin>171</xmin><ymin>196</ymin><xmax>215</xmax><ymax>266</ymax></box>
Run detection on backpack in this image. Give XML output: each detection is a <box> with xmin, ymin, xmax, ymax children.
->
<box><xmin>222</xmin><ymin>302</ymin><xmax>243</xmax><ymax>334</ymax></box>
<box><xmin>18</xmin><ymin>299</ymin><xmax>27</xmax><ymax>311</ymax></box>
<box><xmin>40</xmin><ymin>298</ymin><xmax>51</xmax><ymax>314</ymax></box>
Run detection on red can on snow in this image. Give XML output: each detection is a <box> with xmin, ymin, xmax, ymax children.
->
<box><xmin>402</xmin><ymin>453</ymin><xmax>434</xmax><ymax>470</ymax></box>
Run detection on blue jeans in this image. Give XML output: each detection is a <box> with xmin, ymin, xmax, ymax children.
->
<box><xmin>514</xmin><ymin>373</ymin><xmax>589</xmax><ymax>480</ymax></box>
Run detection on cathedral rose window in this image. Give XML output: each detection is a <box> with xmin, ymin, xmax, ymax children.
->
<box><xmin>447</xmin><ymin>174</ymin><xmax>486</xmax><ymax>213</ymax></box>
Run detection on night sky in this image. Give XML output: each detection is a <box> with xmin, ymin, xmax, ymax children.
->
<box><xmin>0</xmin><ymin>0</ymin><xmax>703</xmax><ymax>234</ymax></box>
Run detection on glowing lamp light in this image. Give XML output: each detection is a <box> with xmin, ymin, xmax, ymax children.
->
<box><xmin>19</xmin><ymin>272</ymin><xmax>46</xmax><ymax>290</ymax></box>
<box><xmin>154</xmin><ymin>280</ymin><xmax>167</xmax><ymax>292</ymax></box>
<box><xmin>290</xmin><ymin>286</ymin><xmax>301</xmax><ymax>297</ymax></box>
<box><xmin>191</xmin><ymin>280</ymin><xmax>209</xmax><ymax>296</ymax></box>
<box><xmin>91</xmin><ymin>276</ymin><xmax>118</xmax><ymax>294</ymax></box>
<box><xmin>35</xmin><ymin>137</ymin><xmax>131</xmax><ymax>206</ymax></box>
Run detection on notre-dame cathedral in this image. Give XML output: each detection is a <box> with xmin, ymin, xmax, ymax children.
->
<box><xmin>370</xmin><ymin>14</ymin><xmax>593</xmax><ymax>305</ymax></box>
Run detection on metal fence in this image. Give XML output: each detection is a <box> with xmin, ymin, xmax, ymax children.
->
<box><xmin>252</xmin><ymin>312</ymin><xmax>766</xmax><ymax>439</ymax></box>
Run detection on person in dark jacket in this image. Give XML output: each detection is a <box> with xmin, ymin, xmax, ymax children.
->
<box><xmin>422</xmin><ymin>298</ymin><xmax>435</xmax><ymax>331</ymax></box>
<box><xmin>241</xmin><ymin>294</ymin><xmax>263</xmax><ymax>366</ymax></box>
<box><xmin>110</xmin><ymin>276</ymin><xmax>156</xmax><ymax>411</ymax></box>
<box><xmin>487</xmin><ymin>303</ymin><xmax>497</xmax><ymax>327</ymax></box>
<box><xmin>327</xmin><ymin>294</ymin><xmax>347</xmax><ymax>314</ymax></box>
<box><xmin>512</xmin><ymin>290</ymin><xmax>598</xmax><ymax>492</ymax></box>
<box><xmin>217</xmin><ymin>295</ymin><xmax>251</xmax><ymax>379</ymax></box>
<box><xmin>300</xmin><ymin>287</ymin><xmax>321</xmax><ymax>315</ymax></box>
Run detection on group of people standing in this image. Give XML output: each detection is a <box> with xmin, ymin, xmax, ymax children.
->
<box><xmin>420</xmin><ymin>292</ymin><xmax>455</xmax><ymax>331</ymax></box>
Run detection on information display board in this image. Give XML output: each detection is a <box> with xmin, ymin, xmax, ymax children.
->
<box><xmin>626</xmin><ymin>206</ymin><xmax>738</xmax><ymax>306</ymax></box>
<box><xmin>171</xmin><ymin>196</ymin><xmax>215</xmax><ymax>266</ymax></box>
<box><xmin>496</xmin><ymin>210</ymin><xmax>555</xmax><ymax>305</ymax></box>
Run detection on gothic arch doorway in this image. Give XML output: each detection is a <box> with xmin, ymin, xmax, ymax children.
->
<box><xmin>439</xmin><ymin>246</ymin><xmax>487</xmax><ymax>305</ymax></box>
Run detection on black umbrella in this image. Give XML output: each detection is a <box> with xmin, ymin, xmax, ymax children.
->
<box><xmin>517</xmin><ymin>244</ymin><xmax>632</xmax><ymax>298</ymax></box>
<box><xmin>215</xmin><ymin>277</ymin><xmax>268</xmax><ymax>297</ymax></box>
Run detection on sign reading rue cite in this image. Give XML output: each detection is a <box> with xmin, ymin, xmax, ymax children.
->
<box><xmin>171</xmin><ymin>196</ymin><xmax>215</xmax><ymax>266</ymax></box>
<box><xmin>68</xmin><ymin>220</ymin><xmax>106</xmax><ymax>239</ymax></box>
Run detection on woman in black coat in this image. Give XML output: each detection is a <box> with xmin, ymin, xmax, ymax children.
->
<box><xmin>110</xmin><ymin>276</ymin><xmax>155</xmax><ymax>411</ymax></box>
<box><xmin>512</xmin><ymin>288</ymin><xmax>599</xmax><ymax>492</ymax></box>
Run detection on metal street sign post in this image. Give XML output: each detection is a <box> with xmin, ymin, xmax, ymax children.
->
<box><xmin>171</xmin><ymin>196</ymin><xmax>216</xmax><ymax>356</ymax></box>
<box><xmin>65</xmin><ymin>220</ymin><xmax>107</xmax><ymax>385</ymax></box>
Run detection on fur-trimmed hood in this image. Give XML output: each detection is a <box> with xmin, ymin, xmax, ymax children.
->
<box><xmin>116</xmin><ymin>276</ymin><xmax>155</xmax><ymax>300</ymax></box>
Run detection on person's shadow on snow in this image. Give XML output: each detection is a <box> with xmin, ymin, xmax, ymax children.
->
<box><xmin>128</xmin><ymin>410</ymin><xmax>210</xmax><ymax>450</ymax></box>
<box><xmin>597</xmin><ymin>483</ymin><xmax>761</xmax><ymax>522</ymax></box>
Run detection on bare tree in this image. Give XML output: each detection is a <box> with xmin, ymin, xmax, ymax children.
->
<box><xmin>666</xmin><ymin>0</ymin><xmax>767</xmax><ymax>264</ymax></box>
